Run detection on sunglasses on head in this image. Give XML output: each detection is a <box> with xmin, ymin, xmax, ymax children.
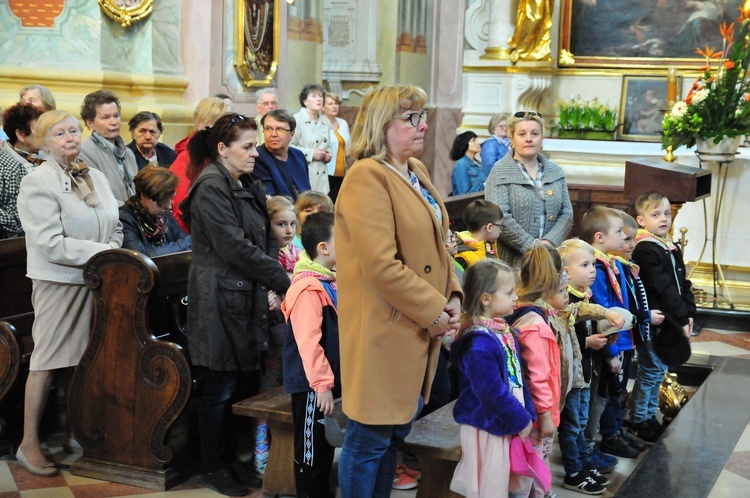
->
<box><xmin>514</xmin><ymin>111</ymin><xmax>543</xmax><ymax>119</ymax></box>
<box><xmin>218</xmin><ymin>113</ymin><xmax>247</xmax><ymax>140</ymax></box>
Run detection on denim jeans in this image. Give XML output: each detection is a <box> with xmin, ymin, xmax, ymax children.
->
<box><xmin>338</xmin><ymin>398</ymin><xmax>422</xmax><ymax>498</ymax></box>
<box><xmin>629</xmin><ymin>340</ymin><xmax>667</xmax><ymax>424</ymax></box>
<box><xmin>558</xmin><ymin>387</ymin><xmax>591</xmax><ymax>475</ymax></box>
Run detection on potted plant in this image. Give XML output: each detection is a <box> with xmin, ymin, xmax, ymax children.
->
<box><xmin>662</xmin><ymin>6</ymin><xmax>750</xmax><ymax>160</ymax></box>
<box><xmin>553</xmin><ymin>96</ymin><xmax>619</xmax><ymax>140</ymax></box>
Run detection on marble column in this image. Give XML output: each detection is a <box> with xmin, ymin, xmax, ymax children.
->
<box><xmin>481</xmin><ymin>0</ymin><xmax>514</xmax><ymax>60</ymax></box>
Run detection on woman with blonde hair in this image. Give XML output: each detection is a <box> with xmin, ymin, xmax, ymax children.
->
<box><xmin>484</xmin><ymin>111</ymin><xmax>573</xmax><ymax>267</ymax></box>
<box><xmin>480</xmin><ymin>113</ymin><xmax>510</xmax><ymax>175</ymax></box>
<box><xmin>16</xmin><ymin>110</ymin><xmax>122</xmax><ymax>477</ymax></box>
<box><xmin>335</xmin><ymin>84</ymin><xmax>462</xmax><ymax>496</ymax></box>
<box><xmin>322</xmin><ymin>91</ymin><xmax>351</xmax><ymax>202</ymax></box>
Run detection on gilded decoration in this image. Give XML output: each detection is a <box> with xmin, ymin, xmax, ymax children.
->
<box><xmin>508</xmin><ymin>0</ymin><xmax>553</xmax><ymax>62</ymax></box>
<box><xmin>234</xmin><ymin>0</ymin><xmax>280</xmax><ymax>87</ymax></box>
<box><xmin>98</xmin><ymin>0</ymin><xmax>153</xmax><ymax>28</ymax></box>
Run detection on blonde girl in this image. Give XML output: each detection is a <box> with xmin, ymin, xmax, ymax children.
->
<box><xmin>450</xmin><ymin>259</ymin><xmax>536</xmax><ymax>498</ymax></box>
<box><xmin>267</xmin><ymin>195</ymin><xmax>300</xmax><ymax>274</ymax></box>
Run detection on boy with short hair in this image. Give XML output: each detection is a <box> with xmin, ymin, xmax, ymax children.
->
<box><xmin>282</xmin><ymin>211</ymin><xmax>339</xmax><ymax>498</ymax></box>
<box><xmin>454</xmin><ymin>199</ymin><xmax>504</xmax><ymax>269</ymax></box>
<box><xmin>630</xmin><ymin>191</ymin><xmax>695</xmax><ymax>438</ymax></box>
<box><xmin>581</xmin><ymin>206</ymin><xmax>641</xmax><ymax>460</ymax></box>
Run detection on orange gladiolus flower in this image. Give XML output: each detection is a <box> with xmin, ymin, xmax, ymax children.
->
<box><xmin>739</xmin><ymin>5</ymin><xmax>750</xmax><ymax>22</ymax></box>
<box><xmin>696</xmin><ymin>45</ymin><xmax>719</xmax><ymax>59</ymax></box>
<box><xmin>725</xmin><ymin>60</ymin><xmax>736</xmax><ymax>69</ymax></box>
<box><xmin>746</xmin><ymin>93</ymin><xmax>750</xmax><ymax>102</ymax></box>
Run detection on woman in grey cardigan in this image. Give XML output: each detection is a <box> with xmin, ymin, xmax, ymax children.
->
<box><xmin>484</xmin><ymin>111</ymin><xmax>573</xmax><ymax>266</ymax></box>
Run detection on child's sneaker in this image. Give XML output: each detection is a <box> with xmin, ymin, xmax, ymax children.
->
<box><xmin>600</xmin><ymin>433</ymin><xmax>639</xmax><ymax>458</ymax></box>
<box><xmin>620</xmin><ymin>430</ymin><xmax>647</xmax><ymax>452</ymax></box>
<box><xmin>627</xmin><ymin>419</ymin><xmax>660</xmax><ymax>445</ymax></box>
<box><xmin>563</xmin><ymin>469</ymin><xmax>606</xmax><ymax>495</ymax></box>
<box><xmin>392</xmin><ymin>466</ymin><xmax>418</xmax><ymax>490</ymax></box>
<box><xmin>397</xmin><ymin>463</ymin><xmax>421</xmax><ymax>480</ymax></box>
<box><xmin>588</xmin><ymin>448</ymin><xmax>618</xmax><ymax>474</ymax></box>
<box><xmin>648</xmin><ymin>415</ymin><xmax>666</xmax><ymax>435</ymax></box>
<box><xmin>584</xmin><ymin>464</ymin><xmax>611</xmax><ymax>486</ymax></box>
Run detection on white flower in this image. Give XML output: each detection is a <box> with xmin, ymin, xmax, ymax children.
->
<box><xmin>691</xmin><ymin>88</ymin><xmax>710</xmax><ymax>104</ymax></box>
<box><xmin>671</xmin><ymin>101</ymin><xmax>688</xmax><ymax>118</ymax></box>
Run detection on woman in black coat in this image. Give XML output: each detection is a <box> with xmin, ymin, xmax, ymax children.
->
<box><xmin>181</xmin><ymin>113</ymin><xmax>290</xmax><ymax>496</ymax></box>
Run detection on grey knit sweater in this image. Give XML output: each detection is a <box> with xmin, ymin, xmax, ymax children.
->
<box><xmin>484</xmin><ymin>152</ymin><xmax>573</xmax><ymax>266</ymax></box>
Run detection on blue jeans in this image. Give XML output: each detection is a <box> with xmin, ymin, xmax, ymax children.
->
<box><xmin>338</xmin><ymin>398</ymin><xmax>422</xmax><ymax>498</ymax></box>
<box><xmin>629</xmin><ymin>340</ymin><xmax>667</xmax><ymax>424</ymax></box>
<box><xmin>558</xmin><ymin>387</ymin><xmax>591</xmax><ymax>475</ymax></box>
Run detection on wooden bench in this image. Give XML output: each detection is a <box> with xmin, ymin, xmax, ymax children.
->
<box><xmin>404</xmin><ymin>400</ymin><xmax>462</xmax><ymax>498</ymax></box>
<box><xmin>232</xmin><ymin>385</ymin><xmax>295</xmax><ymax>496</ymax></box>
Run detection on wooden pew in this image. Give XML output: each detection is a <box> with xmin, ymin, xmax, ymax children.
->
<box><xmin>232</xmin><ymin>386</ymin><xmax>295</xmax><ymax>496</ymax></box>
<box><xmin>403</xmin><ymin>401</ymin><xmax>462</xmax><ymax>498</ymax></box>
<box><xmin>65</xmin><ymin>248</ymin><xmax>192</xmax><ymax>491</ymax></box>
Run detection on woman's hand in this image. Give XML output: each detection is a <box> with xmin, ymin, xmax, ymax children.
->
<box><xmin>313</xmin><ymin>148</ymin><xmax>332</xmax><ymax>162</ymax></box>
<box><xmin>427</xmin><ymin>311</ymin><xmax>454</xmax><ymax>339</ymax></box>
<box><xmin>537</xmin><ymin>412</ymin><xmax>555</xmax><ymax>439</ymax></box>
<box><xmin>444</xmin><ymin>295</ymin><xmax>462</xmax><ymax>332</ymax></box>
<box><xmin>606</xmin><ymin>356</ymin><xmax>622</xmax><ymax>374</ymax></box>
<box><xmin>586</xmin><ymin>333</ymin><xmax>608</xmax><ymax>350</ymax></box>
<box><xmin>316</xmin><ymin>390</ymin><xmax>335</xmax><ymax>416</ymax></box>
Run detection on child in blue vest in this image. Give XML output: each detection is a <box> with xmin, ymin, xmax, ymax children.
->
<box><xmin>282</xmin><ymin>211</ymin><xmax>339</xmax><ymax>498</ymax></box>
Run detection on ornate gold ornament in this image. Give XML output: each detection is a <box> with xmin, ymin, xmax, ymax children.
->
<box><xmin>234</xmin><ymin>0</ymin><xmax>280</xmax><ymax>87</ymax></box>
<box><xmin>559</xmin><ymin>49</ymin><xmax>575</xmax><ymax>66</ymax></box>
<box><xmin>659</xmin><ymin>372</ymin><xmax>689</xmax><ymax>423</ymax></box>
<box><xmin>98</xmin><ymin>0</ymin><xmax>153</xmax><ymax>28</ymax></box>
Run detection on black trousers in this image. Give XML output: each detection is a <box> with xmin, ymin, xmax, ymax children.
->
<box><xmin>328</xmin><ymin>175</ymin><xmax>344</xmax><ymax>204</ymax></box>
<box><xmin>291</xmin><ymin>391</ymin><xmax>335</xmax><ymax>498</ymax></box>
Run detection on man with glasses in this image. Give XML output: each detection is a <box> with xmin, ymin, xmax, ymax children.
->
<box><xmin>254</xmin><ymin>88</ymin><xmax>279</xmax><ymax>147</ymax></box>
<box><xmin>251</xmin><ymin>109</ymin><xmax>311</xmax><ymax>201</ymax></box>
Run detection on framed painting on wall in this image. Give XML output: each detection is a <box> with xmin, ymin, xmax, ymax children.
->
<box><xmin>234</xmin><ymin>0</ymin><xmax>280</xmax><ymax>87</ymax></box>
<box><xmin>558</xmin><ymin>0</ymin><xmax>738</xmax><ymax>69</ymax></box>
<box><xmin>618</xmin><ymin>75</ymin><xmax>680</xmax><ymax>142</ymax></box>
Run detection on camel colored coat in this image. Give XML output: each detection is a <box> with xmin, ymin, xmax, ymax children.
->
<box><xmin>335</xmin><ymin>157</ymin><xmax>461</xmax><ymax>425</ymax></box>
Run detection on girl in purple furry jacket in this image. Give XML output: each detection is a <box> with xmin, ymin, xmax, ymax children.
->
<box><xmin>450</xmin><ymin>259</ymin><xmax>538</xmax><ymax>498</ymax></box>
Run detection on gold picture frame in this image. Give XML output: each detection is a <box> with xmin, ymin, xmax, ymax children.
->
<box><xmin>98</xmin><ymin>0</ymin><xmax>153</xmax><ymax>28</ymax></box>
<box><xmin>234</xmin><ymin>0</ymin><xmax>280</xmax><ymax>88</ymax></box>
<box><xmin>618</xmin><ymin>75</ymin><xmax>680</xmax><ymax>142</ymax></box>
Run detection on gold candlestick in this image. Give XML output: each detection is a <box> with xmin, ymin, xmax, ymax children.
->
<box><xmin>667</xmin><ymin>67</ymin><xmax>678</xmax><ymax>108</ymax></box>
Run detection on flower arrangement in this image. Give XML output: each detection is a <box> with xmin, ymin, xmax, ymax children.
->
<box><xmin>662</xmin><ymin>7</ymin><xmax>750</xmax><ymax>150</ymax></box>
<box><xmin>553</xmin><ymin>96</ymin><xmax>619</xmax><ymax>135</ymax></box>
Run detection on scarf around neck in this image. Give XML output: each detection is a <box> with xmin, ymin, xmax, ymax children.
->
<box><xmin>90</xmin><ymin>131</ymin><xmax>135</xmax><ymax>196</ymax></box>
<box><xmin>292</xmin><ymin>250</ymin><xmax>336</xmax><ymax>289</ymax></box>
<box><xmin>634</xmin><ymin>228</ymin><xmax>677</xmax><ymax>251</ymax></box>
<box><xmin>594</xmin><ymin>249</ymin><xmax>624</xmax><ymax>305</ymax></box>
<box><xmin>612</xmin><ymin>255</ymin><xmax>640</xmax><ymax>278</ymax></box>
<box><xmin>126</xmin><ymin>196</ymin><xmax>167</xmax><ymax>242</ymax></box>
<box><xmin>568</xmin><ymin>285</ymin><xmax>592</xmax><ymax>301</ymax></box>
<box><xmin>55</xmin><ymin>158</ymin><xmax>100</xmax><ymax>207</ymax></box>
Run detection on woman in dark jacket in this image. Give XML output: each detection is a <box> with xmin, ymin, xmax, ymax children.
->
<box><xmin>181</xmin><ymin>113</ymin><xmax>290</xmax><ymax>496</ymax></box>
<box><xmin>119</xmin><ymin>165</ymin><xmax>190</xmax><ymax>257</ymax></box>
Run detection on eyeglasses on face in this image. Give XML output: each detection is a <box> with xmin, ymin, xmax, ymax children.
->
<box><xmin>218</xmin><ymin>113</ymin><xmax>246</xmax><ymax>140</ymax></box>
<box><xmin>264</xmin><ymin>126</ymin><xmax>292</xmax><ymax>135</ymax></box>
<box><xmin>514</xmin><ymin>111</ymin><xmax>543</xmax><ymax>119</ymax></box>
<box><xmin>399</xmin><ymin>110</ymin><xmax>428</xmax><ymax>127</ymax></box>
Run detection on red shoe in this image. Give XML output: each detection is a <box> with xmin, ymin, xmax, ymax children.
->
<box><xmin>397</xmin><ymin>462</ymin><xmax>422</xmax><ymax>481</ymax></box>
<box><xmin>392</xmin><ymin>466</ymin><xmax>418</xmax><ymax>490</ymax></box>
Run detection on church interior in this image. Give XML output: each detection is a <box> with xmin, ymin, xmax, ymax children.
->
<box><xmin>2</xmin><ymin>0</ymin><xmax>750</xmax><ymax>497</ymax></box>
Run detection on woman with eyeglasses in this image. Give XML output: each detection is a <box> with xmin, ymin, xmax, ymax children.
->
<box><xmin>335</xmin><ymin>85</ymin><xmax>462</xmax><ymax>496</ymax></box>
<box><xmin>252</xmin><ymin>109</ymin><xmax>311</xmax><ymax>202</ymax></box>
<box><xmin>119</xmin><ymin>165</ymin><xmax>190</xmax><ymax>257</ymax></box>
<box><xmin>484</xmin><ymin>111</ymin><xmax>573</xmax><ymax>267</ymax></box>
<box><xmin>16</xmin><ymin>110</ymin><xmax>122</xmax><ymax>477</ymax></box>
<box><xmin>291</xmin><ymin>83</ymin><xmax>332</xmax><ymax>195</ymax></box>
<box><xmin>480</xmin><ymin>113</ymin><xmax>510</xmax><ymax>176</ymax></box>
<box><xmin>181</xmin><ymin>113</ymin><xmax>290</xmax><ymax>496</ymax></box>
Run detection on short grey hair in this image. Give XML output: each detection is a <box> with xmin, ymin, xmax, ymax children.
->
<box><xmin>255</xmin><ymin>87</ymin><xmax>278</xmax><ymax>101</ymax></box>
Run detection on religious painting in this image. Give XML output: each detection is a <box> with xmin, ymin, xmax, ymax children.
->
<box><xmin>98</xmin><ymin>0</ymin><xmax>153</xmax><ymax>27</ymax></box>
<box><xmin>234</xmin><ymin>0</ymin><xmax>280</xmax><ymax>87</ymax></box>
<box><xmin>618</xmin><ymin>76</ymin><xmax>678</xmax><ymax>142</ymax></box>
<box><xmin>559</xmin><ymin>0</ymin><xmax>739</xmax><ymax>69</ymax></box>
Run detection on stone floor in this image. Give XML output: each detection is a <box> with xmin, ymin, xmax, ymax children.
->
<box><xmin>1</xmin><ymin>325</ymin><xmax>749</xmax><ymax>497</ymax></box>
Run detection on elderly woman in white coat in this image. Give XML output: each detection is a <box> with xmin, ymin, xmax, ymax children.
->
<box><xmin>291</xmin><ymin>83</ymin><xmax>332</xmax><ymax>194</ymax></box>
<box><xmin>322</xmin><ymin>92</ymin><xmax>350</xmax><ymax>203</ymax></box>
<box><xmin>16</xmin><ymin>110</ymin><xmax>122</xmax><ymax>477</ymax></box>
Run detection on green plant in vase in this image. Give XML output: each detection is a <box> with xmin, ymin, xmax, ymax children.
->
<box><xmin>553</xmin><ymin>96</ymin><xmax>619</xmax><ymax>140</ymax></box>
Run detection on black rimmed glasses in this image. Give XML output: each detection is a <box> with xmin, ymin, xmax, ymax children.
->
<box><xmin>264</xmin><ymin>126</ymin><xmax>292</xmax><ymax>135</ymax></box>
<box><xmin>514</xmin><ymin>111</ymin><xmax>543</xmax><ymax>119</ymax></box>
<box><xmin>218</xmin><ymin>113</ymin><xmax>246</xmax><ymax>140</ymax></box>
<box><xmin>400</xmin><ymin>110</ymin><xmax>428</xmax><ymax>127</ymax></box>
